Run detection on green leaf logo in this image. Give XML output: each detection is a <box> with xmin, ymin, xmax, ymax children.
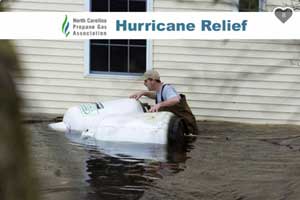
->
<box><xmin>62</xmin><ymin>15</ymin><xmax>70</xmax><ymax>37</ymax></box>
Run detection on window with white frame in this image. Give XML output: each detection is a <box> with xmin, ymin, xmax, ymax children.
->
<box><xmin>89</xmin><ymin>0</ymin><xmax>148</xmax><ymax>75</ymax></box>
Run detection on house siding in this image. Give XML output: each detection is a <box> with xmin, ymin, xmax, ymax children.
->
<box><xmin>152</xmin><ymin>39</ymin><xmax>300</xmax><ymax>124</ymax></box>
<box><xmin>10</xmin><ymin>0</ymin><xmax>300</xmax><ymax>124</ymax></box>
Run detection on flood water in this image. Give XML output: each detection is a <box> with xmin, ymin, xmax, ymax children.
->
<box><xmin>28</xmin><ymin>121</ymin><xmax>192</xmax><ymax>200</ymax></box>
<box><xmin>27</xmin><ymin>119</ymin><xmax>300</xmax><ymax>200</ymax></box>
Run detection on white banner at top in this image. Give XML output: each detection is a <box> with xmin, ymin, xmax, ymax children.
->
<box><xmin>0</xmin><ymin>10</ymin><xmax>299</xmax><ymax>39</ymax></box>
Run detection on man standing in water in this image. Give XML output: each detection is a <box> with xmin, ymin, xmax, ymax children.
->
<box><xmin>130</xmin><ymin>70</ymin><xmax>198</xmax><ymax>135</ymax></box>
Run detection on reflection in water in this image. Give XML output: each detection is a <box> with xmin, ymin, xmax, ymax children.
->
<box><xmin>65</xmin><ymin>131</ymin><xmax>193</xmax><ymax>200</ymax></box>
<box><xmin>86</xmin><ymin>154</ymin><xmax>153</xmax><ymax>200</ymax></box>
<box><xmin>94</xmin><ymin>140</ymin><xmax>168</xmax><ymax>161</ymax></box>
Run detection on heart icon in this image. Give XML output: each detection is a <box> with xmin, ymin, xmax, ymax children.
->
<box><xmin>274</xmin><ymin>7</ymin><xmax>293</xmax><ymax>23</ymax></box>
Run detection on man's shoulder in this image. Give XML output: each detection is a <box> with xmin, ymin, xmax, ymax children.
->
<box><xmin>163</xmin><ymin>84</ymin><xmax>178</xmax><ymax>95</ymax></box>
<box><xmin>163</xmin><ymin>83</ymin><xmax>172</xmax><ymax>88</ymax></box>
<box><xmin>163</xmin><ymin>84</ymin><xmax>176</xmax><ymax>90</ymax></box>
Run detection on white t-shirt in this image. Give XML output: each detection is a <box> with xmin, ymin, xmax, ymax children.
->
<box><xmin>156</xmin><ymin>84</ymin><xmax>179</xmax><ymax>103</ymax></box>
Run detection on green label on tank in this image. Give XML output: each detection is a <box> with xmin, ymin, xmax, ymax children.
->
<box><xmin>79</xmin><ymin>103</ymin><xmax>98</xmax><ymax>115</ymax></box>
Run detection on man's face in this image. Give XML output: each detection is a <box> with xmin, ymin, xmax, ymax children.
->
<box><xmin>144</xmin><ymin>78</ymin><xmax>155</xmax><ymax>91</ymax></box>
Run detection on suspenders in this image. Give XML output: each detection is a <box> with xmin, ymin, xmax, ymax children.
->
<box><xmin>155</xmin><ymin>84</ymin><xmax>168</xmax><ymax>104</ymax></box>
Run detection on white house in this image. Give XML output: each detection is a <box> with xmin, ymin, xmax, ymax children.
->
<box><xmin>7</xmin><ymin>0</ymin><xmax>300</xmax><ymax>124</ymax></box>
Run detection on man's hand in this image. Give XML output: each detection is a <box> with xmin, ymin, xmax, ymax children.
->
<box><xmin>149</xmin><ymin>103</ymin><xmax>161</xmax><ymax>112</ymax></box>
<box><xmin>130</xmin><ymin>91</ymin><xmax>156</xmax><ymax>100</ymax></box>
<box><xmin>129</xmin><ymin>91</ymin><xmax>145</xmax><ymax>100</ymax></box>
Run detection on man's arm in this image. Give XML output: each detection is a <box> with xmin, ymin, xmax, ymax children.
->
<box><xmin>149</xmin><ymin>95</ymin><xmax>180</xmax><ymax>112</ymax></box>
<box><xmin>129</xmin><ymin>91</ymin><xmax>156</xmax><ymax>100</ymax></box>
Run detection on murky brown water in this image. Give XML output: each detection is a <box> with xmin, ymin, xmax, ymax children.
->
<box><xmin>27</xmin><ymin>119</ymin><xmax>300</xmax><ymax>200</ymax></box>
<box><xmin>27</xmin><ymin>120</ymin><xmax>191</xmax><ymax>200</ymax></box>
<box><xmin>141</xmin><ymin>121</ymin><xmax>300</xmax><ymax>200</ymax></box>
